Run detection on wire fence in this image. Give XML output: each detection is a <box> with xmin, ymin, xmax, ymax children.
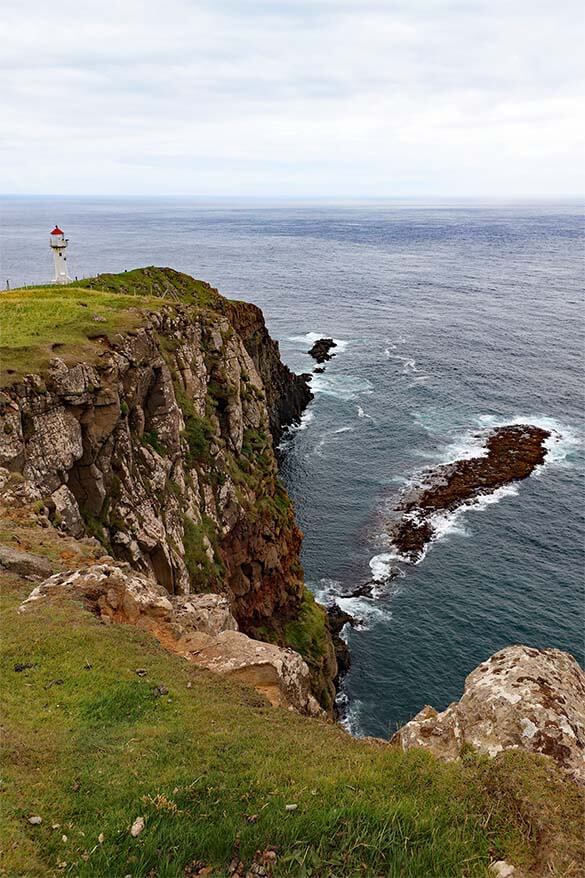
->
<box><xmin>2</xmin><ymin>275</ymin><xmax>91</xmax><ymax>292</ymax></box>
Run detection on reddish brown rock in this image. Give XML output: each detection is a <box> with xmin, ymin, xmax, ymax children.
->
<box><xmin>390</xmin><ymin>425</ymin><xmax>551</xmax><ymax>561</ymax></box>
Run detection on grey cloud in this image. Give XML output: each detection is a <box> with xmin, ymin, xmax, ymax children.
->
<box><xmin>1</xmin><ymin>0</ymin><xmax>583</xmax><ymax>196</ymax></box>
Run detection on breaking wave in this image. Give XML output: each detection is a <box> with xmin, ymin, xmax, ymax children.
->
<box><xmin>288</xmin><ymin>331</ymin><xmax>349</xmax><ymax>353</ymax></box>
<box><xmin>311</xmin><ymin>373</ymin><xmax>373</xmax><ymax>400</ymax></box>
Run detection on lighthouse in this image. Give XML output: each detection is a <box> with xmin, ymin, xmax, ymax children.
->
<box><xmin>50</xmin><ymin>226</ymin><xmax>72</xmax><ymax>284</ymax></box>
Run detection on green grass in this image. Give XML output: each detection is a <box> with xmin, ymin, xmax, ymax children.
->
<box><xmin>2</xmin><ymin>575</ymin><xmax>582</xmax><ymax>878</ymax></box>
<box><xmin>75</xmin><ymin>267</ymin><xmax>222</xmax><ymax>309</ymax></box>
<box><xmin>283</xmin><ymin>590</ymin><xmax>336</xmax><ymax>712</ymax></box>
<box><xmin>0</xmin><ymin>286</ymin><xmax>161</xmax><ymax>385</ymax></box>
<box><xmin>0</xmin><ymin>267</ymin><xmax>224</xmax><ymax>386</ymax></box>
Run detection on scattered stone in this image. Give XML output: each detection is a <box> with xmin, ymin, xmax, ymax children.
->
<box><xmin>71</xmin><ymin>781</ymin><xmax>80</xmax><ymax>792</ymax></box>
<box><xmin>284</xmin><ymin>803</ymin><xmax>297</xmax><ymax>812</ymax></box>
<box><xmin>489</xmin><ymin>862</ymin><xmax>516</xmax><ymax>878</ymax></box>
<box><xmin>0</xmin><ymin>545</ymin><xmax>52</xmax><ymax>580</ymax></box>
<box><xmin>307</xmin><ymin>338</ymin><xmax>337</xmax><ymax>364</ymax></box>
<box><xmin>153</xmin><ymin>684</ymin><xmax>168</xmax><ymax>697</ymax></box>
<box><xmin>14</xmin><ymin>662</ymin><xmax>35</xmax><ymax>672</ymax></box>
<box><xmin>313</xmin><ymin>366</ymin><xmax>325</xmax><ymax>374</ymax></box>
<box><xmin>392</xmin><ymin>645</ymin><xmax>585</xmax><ymax>784</ymax></box>
<box><xmin>130</xmin><ymin>816</ymin><xmax>145</xmax><ymax>837</ymax></box>
<box><xmin>183</xmin><ymin>860</ymin><xmax>207</xmax><ymax>876</ymax></box>
<box><xmin>92</xmin><ymin>314</ymin><xmax>107</xmax><ymax>323</ymax></box>
<box><xmin>135</xmin><ymin>668</ymin><xmax>147</xmax><ymax>677</ymax></box>
<box><xmin>28</xmin><ymin>816</ymin><xmax>42</xmax><ymax>825</ymax></box>
<box><xmin>245</xmin><ymin>814</ymin><xmax>259</xmax><ymax>824</ymax></box>
<box><xmin>98</xmin><ymin>832</ymin><xmax>104</xmax><ymax>843</ymax></box>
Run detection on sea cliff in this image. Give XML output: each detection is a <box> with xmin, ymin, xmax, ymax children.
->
<box><xmin>0</xmin><ymin>268</ymin><xmax>336</xmax><ymax>710</ymax></box>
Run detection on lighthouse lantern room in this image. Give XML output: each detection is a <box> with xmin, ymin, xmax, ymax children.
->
<box><xmin>50</xmin><ymin>226</ymin><xmax>72</xmax><ymax>284</ymax></box>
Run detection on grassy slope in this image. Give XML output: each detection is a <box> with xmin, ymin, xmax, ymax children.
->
<box><xmin>2</xmin><ymin>575</ymin><xmax>584</xmax><ymax>878</ymax></box>
<box><xmin>0</xmin><ymin>268</ymin><xmax>220</xmax><ymax>386</ymax></box>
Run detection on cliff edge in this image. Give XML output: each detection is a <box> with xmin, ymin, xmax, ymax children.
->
<box><xmin>0</xmin><ymin>267</ymin><xmax>336</xmax><ymax>710</ymax></box>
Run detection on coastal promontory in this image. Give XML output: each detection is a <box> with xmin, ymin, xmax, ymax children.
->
<box><xmin>1</xmin><ymin>269</ymin><xmax>582</xmax><ymax>878</ymax></box>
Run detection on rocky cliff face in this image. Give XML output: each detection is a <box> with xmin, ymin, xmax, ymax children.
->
<box><xmin>224</xmin><ymin>300</ymin><xmax>313</xmax><ymax>446</ymax></box>
<box><xmin>0</xmin><ymin>271</ymin><xmax>319</xmax><ymax>660</ymax></box>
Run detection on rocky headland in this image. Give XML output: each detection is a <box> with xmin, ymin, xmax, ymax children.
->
<box><xmin>390</xmin><ymin>424</ymin><xmax>551</xmax><ymax>562</ymax></box>
<box><xmin>392</xmin><ymin>645</ymin><xmax>585</xmax><ymax>785</ymax></box>
<box><xmin>1</xmin><ymin>270</ymin><xmax>583</xmax><ymax>877</ymax></box>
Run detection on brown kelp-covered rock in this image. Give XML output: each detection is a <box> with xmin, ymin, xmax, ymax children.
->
<box><xmin>390</xmin><ymin>425</ymin><xmax>550</xmax><ymax>561</ymax></box>
<box><xmin>391</xmin><ymin>646</ymin><xmax>585</xmax><ymax>784</ymax></box>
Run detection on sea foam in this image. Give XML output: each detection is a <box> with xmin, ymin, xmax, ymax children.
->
<box><xmin>311</xmin><ymin>373</ymin><xmax>373</xmax><ymax>401</ymax></box>
<box><xmin>288</xmin><ymin>331</ymin><xmax>349</xmax><ymax>353</ymax></box>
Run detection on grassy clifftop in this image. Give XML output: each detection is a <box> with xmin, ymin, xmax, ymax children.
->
<box><xmin>1</xmin><ymin>572</ymin><xmax>583</xmax><ymax>878</ymax></box>
<box><xmin>0</xmin><ymin>268</ymin><xmax>222</xmax><ymax>386</ymax></box>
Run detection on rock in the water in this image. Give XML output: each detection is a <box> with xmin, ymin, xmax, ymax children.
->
<box><xmin>391</xmin><ymin>645</ymin><xmax>585</xmax><ymax>783</ymax></box>
<box><xmin>390</xmin><ymin>425</ymin><xmax>551</xmax><ymax>562</ymax></box>
<box><xmin>0</xmin><ymin>545</ymin><xmax>52</xmax><ymax>580</ymax></box>
<box><xmin>307</xmin><ymin>338</ymin><xmax>337</xmax><ymax>364</ymax></box>
<box><xmin>326</xmin><ymin>603</ymin><xmax>355</xmax><ymax>684</ymax></box>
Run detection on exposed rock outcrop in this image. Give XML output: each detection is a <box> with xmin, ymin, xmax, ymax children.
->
<box><xmin>390</xmin><ymin>425</ymin><xmax>551</xmax><ymax>562</ymax></box>
<box><xmin>307</xmin><ymin>338</ymin><xmax>337</xmax><ymax>364</ymax></box>
<box><xmin>0</xmin><ymin>545</ymin><xmax>52</xmax><ymax>580</ymax></box>
<box><xmin>326</xmin><ymin>603</ymin><xmax>354</xmax><ymax>685</ymax></box>
<box><xmin>185</xmin><ymin>630</ymin><xmax>322</xmax><ymax>716</ymax></box>
<box><xmin>391</xmin><ymin>646</ymin><xmax>585</xmax><ymax>783</ymax></box>
<box><xmin>224</xmin><ymin>299</ymin><xmax>313</xmax><ymax>446</ymax></box>
<box><xmin>19</xmin><ymin>563</ymin><xmax>323</xmax><ymax>716</ymax></box>
<box><xmin>0</xmin><ymin>291</ymin><xmax>304</xmax><ymax>630</ymax></box>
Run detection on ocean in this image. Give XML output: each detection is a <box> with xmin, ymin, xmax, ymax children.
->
<box><xmin>1</xmin><ymin>196</ymin><xmax>583</xmax><ymax>737</ymax></box>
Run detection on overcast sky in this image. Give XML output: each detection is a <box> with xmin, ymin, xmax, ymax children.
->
<box><xmin>2</xmin><ymin>0</ymin><xmax>584</xmax><ymax>197</ymax></box>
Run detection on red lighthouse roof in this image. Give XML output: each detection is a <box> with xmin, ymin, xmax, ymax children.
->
<box><xmin>50</xmin><ymin>226</ymin><xmax>64</xmax><ymax>235</ymax></box>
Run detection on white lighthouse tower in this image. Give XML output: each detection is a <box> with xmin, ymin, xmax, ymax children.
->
<box><xmin>50</xmin><ymin>226</ymin><xmax>72</xmax><ymax>284</ymax></box>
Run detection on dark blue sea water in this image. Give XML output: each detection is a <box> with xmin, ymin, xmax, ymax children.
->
<box><xmin>2</xmin><ymin>196</ymin><xmax>584</xmax><ymax>736</ymax></box>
